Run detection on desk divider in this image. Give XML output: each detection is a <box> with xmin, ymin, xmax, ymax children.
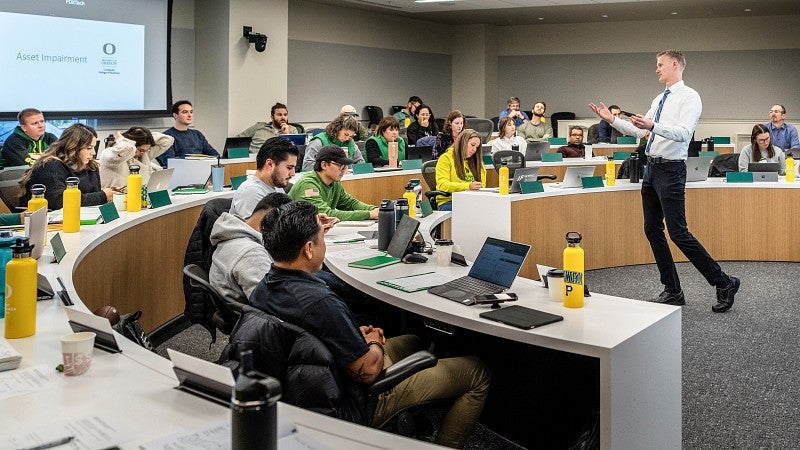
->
<box><xmin>401</xmin><ymin>159</ymin><xmax>422</xmax><ymax>170</ymax></box>
<box><xmin>98</xmin><ymin>202</ymin><xmax>119</xmax><ymax>223</ymax></box>
<box><xmin>148</xmin><ymin>190</ymin><xmax>172</xmax><ymax>208</ymax></box>
<box><xmin>520</xmin><ymin>180</ymin><xmax>544</xmax><ymax>194</ymax></box>
<box><xmin>226</xmin><ymin>148</ymin><xmax>250</xmax><ymax>159</ymax></box>
<box><xmin>483</xmin><ymin>155</ymin><xmax>494</xmax><ymax>166</ymax></box>
<box><xmin>352</xmin><ymin>162</ymin><xmax>375</xmax><ymax>174</ymax></box>
<box><xmin>616</xmin><ymin>136</ymin><xmax>638</xmax><ymax>144</ymax></box>
<box><xmin>700</xmin><ymin>151</ymin><xmax>719</xmax><ymax>158</ymax></box>
<box><xmin>712</xmin><ymin>136</ymin><xmax>731</xmax><ymax>144</ymax></box>
<box><xmin>541</xmin><ymin>153</ymin><xmax>563</xmax><ymax>162</ymax></box>
<box><xmin>548</xmin><ymin>137</ymin><xmax>567</xmax><ymax>145</ymax></box>
<box><xmin>726</xmin><ymin>172</ymin><xmax>753</xmax><ymax>183</ymax></box>
<box><xmin>613</xmin><ymin>151</ymin><xmax>632</xmax><ymax>161</ymax></box>
<box><xmin>581</xmin><ymin>176</ymin><xmax>605</xmax><ymax>189</ymax></box>
<box><xmin>230</xmin><ymin>175</ymin><xmax>248</xmax><ymax>190</ymax></box>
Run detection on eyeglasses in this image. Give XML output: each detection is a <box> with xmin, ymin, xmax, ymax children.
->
<box><xmin>769</xmin><ymin>110</ymin><xmax>785</xmax><ymax>114</ymax></box>
<box><xmin>756</xmin><ymin>137</ymin><xmax>770</xmax><ymax>144</ymax></box>
<box><xmin>329</xmin><ymin>161</ymin><xmax>349</xmax><ymax>170</ymax></box>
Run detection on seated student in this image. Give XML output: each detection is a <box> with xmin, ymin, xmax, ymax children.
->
<box><xmin>364</xmin><ymin>117</ymin><xmax>406</xmax><ymax>167</ymax></box>
<box><xmin>433</xmin><ymin>110</ymin><xmax>465</xmax><ymax>159</ymax></box>
<box><xmin>237</xmin><ymin>102</ymin><xmax>299</xmax><ymax>153</ymax></box>
<box><xmin>210</xmin><ymin>193</ymin><xmax>294</xmax><ymax>304</ymax></box>
<box><xmin>405</xmin><ymin>104</ymin><xmax>438</xmax><ymax>145</ymax></box>
<box><xmin>518</xmin><ymin>101</ymin><xmax>553</xmax><ymax>142</ymax></box>
<box><xmin>230</xmin><ymin>137</ymin><xmax>298</xmax><ymax>219</ymax></box>
<box><xmin>556</xmin><ymin>126</ymin><xmax>586</xmax><ymax>158</ymax></box>
<box><xmin>738</xmin><ymin>123</ymin><xmax>785</xmax><ymax>173</ymax></box>
<box><xmin>99</xmin><ymin>126</ymin><xmax>174</xmax><ymax>188</ymax></box>
<box><xmin>2</xmin><ymin>108</ymin><xmax>58</xmax><ymax>166</ymax></box>
<box><xmin>392</xmin><ymin>96</ymin><xmax>422</xmax><ymax>130</ymax></box>
<box><xmin>289</xmin><ymin>145</ymin><xmax>378</xmax><ymax>221</ymax></box>
<box><xmin>19</xmin><ymin>124</ymin><xmax>117</xmax><ymax>210</ymax></box>
<box><xmin>158</xmin><ymin>100</ymin><xmax>219</xmax><ymax>167</ymax></box>
<box><xmin>598</xmin><ymin>104</ymin><xmax>621</xmax><ymax>143</ymax></box>
<box><xmin>490</xmin><ymin>117</ymin><xmax>527</xmax><ymax>155</ymax></box>
<box><xmin>302</xmin><ymin>114</ymin><xmax>365</xmax><ymax>172</ymax></box>
<box><xmin>340</xmin><ymin>105</ymin><xmax>372</xmax><ymax>141</ymax></box>
<box><xmin>498</xmin><ymin>96</ymin><xmax>529</xmax><ymax>127</ymax></box>
<box><xmin>435</xmin><ymin>129</ymin><xmax>486</xmax><ymax>211</ymax></box>
<box><xmin>252</xmin><ymin>201</ymin><xmax>490</xmax><ymax>449</ymax></box>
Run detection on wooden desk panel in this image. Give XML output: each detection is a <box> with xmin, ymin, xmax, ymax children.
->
<box><xmin>590</xmin><ymin>144</ymin><xmax>733</xmax><ymax>157</ymax></box>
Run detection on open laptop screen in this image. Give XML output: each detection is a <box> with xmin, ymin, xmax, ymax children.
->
<box><xmin>748</xmin><ymin>162</ymin><xmax>779</xmax><ymax>173</ymax></box>
<box><xmin>281</xmin><ymin>134</ymin><xmax>307</xmax><ymax>146</ymax></box>
<box><xmin>467</xmin><ymin>237</ymin><xmax>530</xmax><ymax>288</ymax></box>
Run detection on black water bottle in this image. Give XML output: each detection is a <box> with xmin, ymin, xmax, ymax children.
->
<box><xmin>377</xmin><ymin>199</ymin><xmax>396</xmax><ymax>251</ymax></box>
<box><xmin>629</xmin><ymin>153</ymin><xmax>639</xmax><ymax>183</ymax></box>
<box><xmin>232</xmin><ymin>350</ymin><xmax>282</xmax><ymax>450</ymax></box>
<box><xmin>705</xmin><ymin>137</ymin><xmax>715</xmax><ymax>153</ymax></box>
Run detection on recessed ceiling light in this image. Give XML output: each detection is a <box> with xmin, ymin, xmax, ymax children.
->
<box><xmin>538</xmin><ymin>17</ymin><xmax>544</xmax><ymax>20</ymax></box>
<box><xmin>671</xmin><ymin>11</ymin><xmax>678</xmax><ymax>15</ymax></box>
<box><xmin>601</xmin><ymin>14</ymin><xmax>609</xmax><ymax>18</ymax></box>
<box><xmin>744</xmin><ymin>8</ymin><xmax>752</xmax><ymax>12</ymax></box>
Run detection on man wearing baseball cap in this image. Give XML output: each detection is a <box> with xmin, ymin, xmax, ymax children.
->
<box><xmin>340</xmin><ymin>105</ymin><xmax>371</xmax><ymax>141</ymax></box>
<box><xmin>288</xmin><ymin>145</ymin><xmax>378</xmax><ymax>220</ymax></box>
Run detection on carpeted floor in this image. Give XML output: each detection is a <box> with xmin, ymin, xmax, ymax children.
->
<box><xmin>157</xmin><ymin>261</ymin><xmax>800</xmax><ymax>449</ymax></box>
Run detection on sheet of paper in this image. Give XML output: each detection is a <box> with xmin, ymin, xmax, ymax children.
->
<box><xmin>380</xmin><ymin>272</ymin><xmax>457</xmax><ymax>291</ymax></box>
<box><xmin>325</xmin><ymin>247</ymin><xmax>383</xmax><ymax>261</ymax></box>
<box><xmin>325</xmin><ymin>233</ymin><xmax>367</xmax><ymax>244</ymax></box>
<box><xmin>139</xmin><ymin>421</ymin><xmax>299</xmax><ymax>450</ymax></box>
<box><xmin>5</xmin><ymin>415</ymin><xmax>133</xmax><ymax>450</ymax></box>
<box><xmin>0</xmin><ymin>364</ymin><xmax>62</xmax><ymax>400</ymax></box>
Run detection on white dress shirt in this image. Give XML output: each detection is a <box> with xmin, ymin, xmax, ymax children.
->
<box><xmin>610</xmin><ymin>80</ymin><xmax>702</xmax><ymax>160</ymax></box>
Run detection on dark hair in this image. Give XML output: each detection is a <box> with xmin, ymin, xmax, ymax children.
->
<box><xmin>569</xmin><ymin>125</ymin><xmax>584</xmax><ymax>135</ymax></box>
<box><xmin>408</xmin><ymin>96</ymin><xmax>423</xmax><ymax>104</ymax></box>
<box><xmin>532</xmin><ymin>101</ymin><xmax>547</xmax><ymax>115</ymax></box>
<box><xmin>373</xmin><ymin>116</ymin><xmax>399</xmax><ymax>137</ymax></box>
<box><xmin>497</xmin><ymin>117</ymin><xmax>516</xmax><ymax>138</ymax></box>
<box><xmin>414</xmin><ymin>104</ymin><xmax>433</xmax><ymax>120</ymax></box>
<box><xmin>750</xmin><ymin>123</ymin><xmax>775</xmax><ymax>160</ymax></box>
<box><xmin>171</xmin><ymin>100</ymin><xmax>192</xmax><ymax>115</ymax></box>
<box><xmin>609</xmin><ymin>104</ymin><xmax>620</xmax><ymax>111</ymax></box>
<box><xmin>451</xmin><ymin>129</ymin><xmax>483</xmax><ymax>183</ymax></box>
<box><xmin>18</xmin><ymin>108</ymin><xmax>43</xmax><ymax>125</ymax></box>
<box><xmin>507</xmin><ymin>96</ymin><xmax>520</xmax><ymax>105</ymax></box>
<box><xmin>20</xmin><ymin>123</ymin><xmax>98</xmax><ymax>187</ymax></box>
<box><xmin>254</xmin><ymin>192</ymin><xmax>292</xmax><ymax>221</ymax></box>
<box><xmin>261</xmin><ymin>201</ymin><xmax>320</xmax><ymax>262</ymax></box>
<box><xmin>257</xmin><ymin>136</ymin><xmax>299</xmax><ymax>170</ymax></box>
<box><xmin>772</xmin><ymin>104</ymin><xmax>786</xmax><ymax>115</ymax></box>
<box><xmin>270</xmin><ymin>102</ymin><xmax>288</xmax><ymax>117</ymax></box>
<box><xmin>443</xmin><ymin>110</ymin><xmax>464</xmax><ymax>135</ymax></box>
<box><xmin>325</xmin><ymin>114</ymin><xmax>359</xmax><ymax>141</ymax></box>
<box><xmin>121</xmin><ymin>126</ymin><xmax>156</xmax><ymax>147</ymax></box>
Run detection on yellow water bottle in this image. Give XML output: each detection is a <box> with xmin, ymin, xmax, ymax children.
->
<box><xmin>786</xmin><ymin>153</ymin><xmax>795</xmax><ymax>182</ymax></box>
<box><xmin>606</xmin><ymin>157</ymin><xmax>616</xmax><ymax>186</ymax></box>
<box><xmin>63</xmin><ymin>177</ymin><xmax>81</xmax><ymax>233</ymax></box>
<box><xmin>403</xmin><ymin>183</ymin><xmax>417</xmax><ymax>218</ymax></box>
<box><xmin>4</xmin><ymin>237</ymin><xmax>38</xmax><ymax>339</ymax></box>
<box><xmin>27</xmin><ymin>184</ymin><xmax>48</xmax><ymax>212</ymax></box>
<box><xmin>127</xmin><ymin>165</ymin><xmax>143</xmax><ymax>212</ymax></box>
<box><xmin>563</xmin><ymin>231</ymin><xmax>585</xmax><ymax>308</ymax></box>
<box><xmin>499</xmin><ymin>161</ymin><xmax>509</xmax><ymax>195</ymax></box>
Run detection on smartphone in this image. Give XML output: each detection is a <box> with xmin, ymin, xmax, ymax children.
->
<box><xmin>621</xmin><ymin>110</ymin><xmax>637</xmax><ymax>117</ymax></box>
<box><xmin>473</xmin><ymin>293</ymin><xmax>518</xmax><ymax>304</ymax></box>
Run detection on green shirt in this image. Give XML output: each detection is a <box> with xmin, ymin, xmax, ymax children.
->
<box><xmin>288</xmin><ymin>171</ymin><xmax>375</xmax><ymax>221</ymax></box>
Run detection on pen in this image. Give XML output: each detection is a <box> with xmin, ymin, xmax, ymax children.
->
<box><xmin>334</xmin><ymin>239</ymin><xmax>365</xmax><ymax>244</ymax></box>
<box><xmin>21</xmin><ymin>435</ymin><xmax>74</xmax><ymax>450</ymax></box>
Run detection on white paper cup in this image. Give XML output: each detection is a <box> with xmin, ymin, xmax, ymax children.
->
<box><xmin>113</xmin><ymin>193</ymin><xmax>126</xmax><ymax>211</ymax></box>
<box><xmin>435</xmin><ymin>240</ymin><xmax>453</xmax><ymax>267</ymax></box>
<box><xmin>61</xmin><ymin>332</ymin><xmax>96</xmax><ymax>376</ymax></box>
<box><xmin>548</xmin><ymin>275</ymin><xmax>565</xmax><ymax>303</ymax></box>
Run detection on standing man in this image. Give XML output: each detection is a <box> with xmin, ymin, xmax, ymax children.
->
<box><xmin>238</xmin><ymin>102</ymin><xmax>299</xmax><ymax>153</ymax></box>
<box><xmin>556</xmin><ymin>126</ymin><xmax>586</xmax><ymax>158</ymax></box>
<box><xmin>2</xmin><ymin>108</ymin><xmax>58</xmax><ymax>166</ymax></box>
<box><xmin>392</xmin><ymin>96</ymin><xmax>422</xmax><ymax>130</ymax></box>
<box><xmin>498</xmin><ymin>96</ymin><xmax>529</xmax><ymax>127</ymax></box>
<box><xmin>589</xmin><ymin>49</ymin><xmax>740</xmax><ymax>312</ymax></box>
<box><xmin>230</xmin><ymin>136</ymin><xmax>298</xmax><ymax>219</ymax></box>
<box><xmin>598</xmin><ymin>104</ymin><xmax>622</xmax><ymax>143</ymax></box>
<box><xmin>158</xmin><ymin>100</ymin><xmax>219</xmax><ymax>167</ymax></box>
<box><xmin>765</xmin><ymin>104</ymin><xmax>799</xmax><ymax>151</ymax></box>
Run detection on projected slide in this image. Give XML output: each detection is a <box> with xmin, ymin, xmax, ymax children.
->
<box><xmin>0</xmin><ymin>12</ymin><xmax>145</xmax><ymax>111</ymax></box>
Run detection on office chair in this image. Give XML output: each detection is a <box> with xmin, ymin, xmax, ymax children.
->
<box><xmin>490</xmin><ymin>116</ymin><xmax>500</xmax><ymax>132</ymax></box>
<box><xmin>182</xmin><ymin>264</ymin><xmax>243</xmax><ymax>335</ymax></box>
<box><xmin>0</xmin><ymin>168</ymin><xmax>27</xmax><ymax>211</ymax></box>
<box><xmin>709</xmin><ymin>153</ymin><xmax>740</xmax><ymax>177</ymax></box>
<box><xmin>465</xmin><ymin>118</ymin><xmax>494</xmax><ymax>144</ymax></box>
<box><xmin>220</xmin><ymin>306</ymin><xmax>438</xmax><ymax>432</ymax></box>
<box><xmin>288</xmin><ymin>122</ymin><xmax>305</xmax><ymax>133</ymax></box>
<box><xmin>587</xmin><ymin>124</ymin><xmax>599</xmax><ymax>144</ymax></box>
<box><xmin>492</xmin><ymin>150</ymin><xmax>525</xmax><ymax>180</ymax></box>
<box><xmin>389</xmin><ymin>105</ymin><xmax>405</xmax><ymax>116</ymax></box>
<box><xmin>549</xmin><ymin>112</ymin><xmax>576</xmax><ymax>137</ymax></box>
<box><xmin>364</xmin><ymin>106</ymin><xmax>383</xmax><ymax>127</ymax></box>
<box><xmin>421</xmin><ymin>159</ymin><xmax>449</xmax><ymax>209</ymax></box>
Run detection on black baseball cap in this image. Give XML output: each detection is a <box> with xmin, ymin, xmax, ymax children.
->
<box><xmin>316</xmin><ymin>145</ymin><xmax>355</xmax><ymax>165</ymax></box>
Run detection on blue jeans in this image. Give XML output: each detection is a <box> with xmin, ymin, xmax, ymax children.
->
<box><xmin>438</xmin><ymin>201</ymin><xmax>452</xmax><ymax>211</ymax></box>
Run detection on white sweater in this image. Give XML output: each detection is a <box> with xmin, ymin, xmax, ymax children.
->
<box><xmin>99</xmin><ymin>131</ymin><xmax>174</xmax><ymax>188</ymax></box>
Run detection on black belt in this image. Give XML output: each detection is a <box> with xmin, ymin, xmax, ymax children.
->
<box><xmin>647</xmin><ymin>156</ymin><xmax>683</xmax><ymax>164</ymax></box>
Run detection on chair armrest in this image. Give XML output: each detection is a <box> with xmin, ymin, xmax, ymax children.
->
<box><xmin>367</xmin><ymin>350</ymin><xmax>437</xmax><ymax>395</ymax></box>
<box><xmin>537</xmin><ymin>174</ymin><xmax>557</xmax><ymax>181</ymax></box>
<box><xmin>424</xmin><ymin>190</ymin><xmax>451</xmax><ymax>200</ymax></box>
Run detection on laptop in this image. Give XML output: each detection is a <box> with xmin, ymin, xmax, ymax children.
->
<box><xmin>481</xmin><ymin>144</ymin><xmax>493</xmax><ymax>158</ymax></box>
<box><xmin>525</xmin><ymin>141</ymin><xmax>550</xmax><ymax>161</ymax></box>
<box><xmin>146</xmin><ymin>168</ymin><xmax>174</xmax><ymax>192</ymax></box>
<box><xmin>168</xmin><ymin>159</ymin><xmax>213</xmax><ymax>190</ymax></box>
<box><xmin>558</xmin><ymin>166</ymin><xmax>596</xmax><ymax>188</ymax></box>
<box><xmin>280</xmin><ymin>133</ymin><xmax>307</xmax><ymax>147</ymax></box>
<box><xmin>405</xmin><ymin>145</ymin><xmax>433</xmax><ymax>162</ymax></box>
<box><xmin>481</xmin><ymin>167</ymin><xmax>540</xmax><ymax>193</ymax></box>
<box><xmin>749</xmin><ymin>162</ymin><xmax>780</xmax><ymax>181</ymax></box>
<box><xmin>685</xmin><ymin>157</ymin><xmax>711</xmax><ymax>182</ymax></box>
<box><xmin>221</xmin><ymin>136</ymin><xmax>252</xmax><ymax>158</ymax></box>
<box><xmin>428</xmin><ymin>237</ymin><xmax>530</xmax><ymax>304</ymax></box>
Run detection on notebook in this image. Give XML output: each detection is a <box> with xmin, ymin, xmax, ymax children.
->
<box><xmin>558</xmin><ymin>166</ymin><xmax>596</xmax><ymax>188</ymax></box>
<box><xmin>479</xmin><ymin>305</ymin><xmax>563</xmax><ymax>330</ymax></box>
<box><xmin>685</xmin><ymin>157</ymin><xmax>711</xmax><ymax>182</ymax></box>
<box><xmin>221</xmin><ymin>136</ymin><xmax>252</xmax><ymax>158</ymax></box>
<box><xmin>348</xmin><ymin>215</ymin><xmax>419</xmax><ymax>269</ymax></box>
<box><xmin>428</xmin><ymin>237</ymin><xmax>530</xmax><ymax>304</ymax></box>
<box><xmin>147</xmin><ymin>168</ymin><xmax>174</xmax><ymax>192</ymax></box>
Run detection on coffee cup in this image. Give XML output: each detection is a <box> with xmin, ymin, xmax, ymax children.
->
<box><xmin>60</xmin><ymin>332</ymin><xmax>96</xmax><ymax>376</ymax></box>
<box><xmin>546</xmin><ymin>269</ymin><xmax>565</xmax><ymax>303</ymax></box>
<box><xmin>113</xmin><ymin>193</ymin><xmax>126</xmax><ymax>211</ymax></box>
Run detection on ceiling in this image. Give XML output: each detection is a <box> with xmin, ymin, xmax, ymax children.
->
<box><xmin>308</xmin><ymin>0</ymin><xmax>800</xmax><ymax>25</ymax></box>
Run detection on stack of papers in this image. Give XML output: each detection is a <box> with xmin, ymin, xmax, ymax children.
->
<box><xmin>0</xmin><ymin>339</ymin><xmax>22</xmax><ymax>371</ymax></box>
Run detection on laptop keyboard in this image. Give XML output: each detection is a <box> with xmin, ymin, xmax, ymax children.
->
<box><xmin>446</xmin><ymin>276</ymin><xmax>506</xmax><ymax>294</ymax></box>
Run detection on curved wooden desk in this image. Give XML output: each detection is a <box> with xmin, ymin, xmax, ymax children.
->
<box><xmin>452</xmin><ymin>178</ymin><xmax>800</xmax><ymax>280</ymax></box>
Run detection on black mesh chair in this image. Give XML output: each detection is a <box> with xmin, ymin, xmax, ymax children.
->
<box><xmin>491</xmin><ymin>150</ymin><xmax>526</xmax><ymax>180</ymax></box>
<box><xmin>490</xmin><ymin>116</ymin><xmax>500</xmax><ymax>132</ymax></box>
<box><xmin>182</xmin><ymin>264</ymin><xmax>243</xmax><ymax>336</ymax></box>
<box><xmin>465</xmin><ymin>118</ymin><xmax>494</xmax><ymax>144</ymax></box>
<box><xmin>587</xmin><ymin>124</ymin><xmax>599</xmax><ymax>144</ymax></box>
<box><xmin>364</xmin><ymin>106</ymin><xmax>383</xmax><ymax>128</ymax></box>
<box><xmin>421</xmin><ymin>159</ymin><xmax>449</xmax><ymax>209</ymax></box>
<box><xmin>549</xmin><ymin>112</ymin><xmax>576</xmax><ymax>137</ymax></box>
<box><xmin>288</xmin><ymin>122</ymin><xmax>305</xmax><ymax>133</ymax></box>
<box><xmin>389</xmin><ymin>106</ymin><xmax>405</xmax><ymax>116</ymax></box>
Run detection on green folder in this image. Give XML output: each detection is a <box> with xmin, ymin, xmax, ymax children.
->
<box><xmin>548</xmin><ymin>137</ymin><xmax>567</xmax><ymax>145</ymax></box>
<box><xmin>616</xmin><ymin>136</ymin><xmax>638</xmax><ymax>144</ymax></box>
<box><xmin>230</xmin><ymin>175</ymin><xmax>248</xmax><ymax>190</ymax></box>
<box><xmin>613</xmin><ymin>151</ymin><xmax>631</xmax><ymax>161</ymax></box>
<box><xmin>351</xmin><ymin>162</ymin><xmax>374</xmax><ymax>174</ymax></box>
<box><xmin>348</xmin><ymin>254</ymin><xmax>401</xmax><ymax>269</ymax></box>
<box><xmin>712</xmin><ymin>136</ymin><xmax>731</xmax><ymax>144</ymax></box>
<box><xmin>700</xmin><ymin>151</ymin><xmax>719</xmax><ymax>158</ymax></box>
<box><xmin>227</xmin><ymin>147</ymin><xmax>250</xmax><ymax>159</ymax></box>
<box><xmin>541</xmin><ymin>153</ymin><xmax>563</xmax><ymax>162</ymax></box>
<box><xmin>726</xmin><ymin>172</ymin><xmax>753</xmax><ymax>183</ymax></box>
<box><xmin>401</xmin><ymin>159</ymin><xmax>422</xmax><ymax>170</ymax></box>
<box><xmin>581</xmin><ymin>176</ymin><xmax>604</xmax><ymax>189</ymax></box>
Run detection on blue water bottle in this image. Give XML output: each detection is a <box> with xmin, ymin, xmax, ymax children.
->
<box><xmin>0</xmin><ymin>231</ymin><xmax>17</xmax><ymax>318</ymax></box>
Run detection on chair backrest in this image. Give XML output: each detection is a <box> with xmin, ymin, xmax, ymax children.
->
<box><xmin>549</xmin><ymin>112</ymin><xmax>576</xmax><ymax>137</ymax></box>
<box><xmin>182</xmin><ymin>264</ymin><xmax>241</xmax><ymax>335</ymax></box>
<box><xmin>587</xmin><ymin>124</ymin><xmax>599</xmax><ymax>144</ymax></box>
<box><xmin>421</xmin><ymin>159</ymin><xmax>438</xmax><ymax>192</ymax></box>
<box><xmin>389</xmin><ymin>105</ymin><xmax>404</xmax><ymax>116</ymax></box>
<box><xmin>364</xmin><ymin>106</ymin><xmax>383</xmax><ymax>126</ymax></box>
<box><xmin>465</xmin><ymin>118</ymin><xmax>494</xmax><ymax>144</ymax></box>
<box><xmin>288</xmin><ymin>122</ymin><xmax>305</xmax><ymax>133</ymax></box>
<box><xmin>709</xmin><ymin>153</ymin><xmax>740</xmax><ymax>177</ymax></box>
<box><xmin>492</xmin><ymin>150</ymin><xmax>526</xmax><ymax>180</ymax></box>
<box><xmin>0</xmin><ymin>168</ymin><xmax>27</xmax><ymax>211</ymax></box>
<box><xmin>490</xmin><ymin>116</ymin><xmax>500</xmax><ymax>132</ymax></box>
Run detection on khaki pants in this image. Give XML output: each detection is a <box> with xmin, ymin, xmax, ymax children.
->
<box><xmin>370</xmin><ymin>335</ymin><xmax>491</xmax><ymax>449</ymax></box>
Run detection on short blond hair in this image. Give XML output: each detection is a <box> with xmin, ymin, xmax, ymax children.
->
<box><xmin>658</xmin><ymin>49</ymin><xmax>686</xmax><ymax>70</ymax></box>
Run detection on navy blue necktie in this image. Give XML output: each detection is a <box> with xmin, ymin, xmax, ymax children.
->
<box><xmin>645</xmin><ymin>89</ymin><xmax>671</xmax><ymax>155</ymax></box>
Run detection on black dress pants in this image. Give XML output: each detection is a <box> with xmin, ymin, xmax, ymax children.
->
<box><xmin>641</xmin><ymin>161</ymin><xmax>729</xmax><ymax>293</ymax></box>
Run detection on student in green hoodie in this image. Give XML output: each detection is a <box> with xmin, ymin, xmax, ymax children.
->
<box><xmin>301</xmin><ymin>114</ymin><xmax>364</xmax><ymax>171</ymax></box>
<box><xmin>2</xmin><ymin>108</ymin><xmax>58</xmax><ymax>166</ymax></box>
<box><xmin>364</xmin><ymin>116</ymin><xmax>406</xmax><ymax>166</ymax></box>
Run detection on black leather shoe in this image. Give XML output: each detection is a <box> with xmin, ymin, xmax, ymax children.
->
<box><xmin>651</xmin><ymin>290</ymin><xmax>685</xmax><ymax>306</ymax></box>
<box><xmin>712</xmin><ymin>276</ymin><xmax>740</xmax><ymax>313</ymax></box>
